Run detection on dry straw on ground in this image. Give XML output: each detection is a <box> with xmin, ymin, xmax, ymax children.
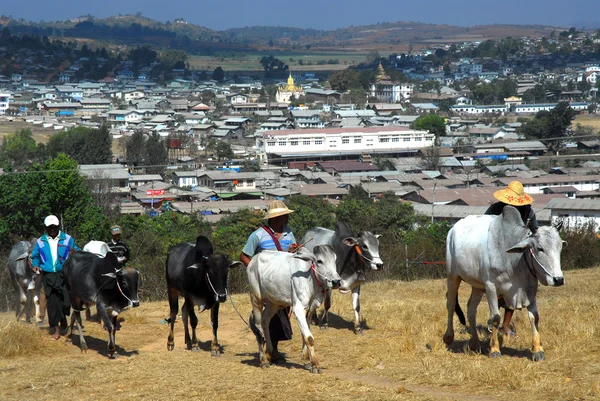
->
<box><xmin>1</xmin><ymin>268</ymin><xmax>600</xmax><ymax>400</ymax></box>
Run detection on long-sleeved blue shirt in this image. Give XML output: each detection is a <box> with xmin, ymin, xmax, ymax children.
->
<box><xmin>30</xmin><ymin>231</ymin><xmax>79</xmax><ymax>273</ymax></box>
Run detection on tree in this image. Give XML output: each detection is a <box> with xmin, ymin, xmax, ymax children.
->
<box><xmin>125</xmin><ymin>131</ymin><xmax>146</xmax><ymax>166</ymax></box>
<box><xmin>411</xmin><ymin>114</ymin><xmax>446</xmax><ymax>137</ymax></box>
<box><xmin>259</xmin><ymin>55</ymin><xmax>288</xmax><ymax>77</ymax></box>
<box><xmin>328</xmin><ymin>69</ymin><xmax>362</xmax><ymax>92</ymax></box>
<box><xmin>214</xmin><ymin>140</ymin><xmax>233</xmax><ymax>161</ymax></box>
<box><xmin>144</xmin><ymin>133</ymin><xmax>168</xmax><ymax>174</ymax></box>
<box><xmin>46</xmin><ymin>125</ymin><xmax>112</xmax><ymax>164</ymax></box>
<box><xmin>212</xmin><ymin>66</ymin><xmax>225</xmax><ymax>82</ymax></box>
<box><xmin>348</xmin><ymin>87</ymin><xmax>367</xmax><ymax>108</ymax></box>
<box><xmin>1</xmin><ymin>128</ymin><xmax>38</xmax><ymax>168</ymax></box>
<box><xmin>519</xmin><ymin>102</ymin><xmax>576</xmax><ymax>154</ymax></box>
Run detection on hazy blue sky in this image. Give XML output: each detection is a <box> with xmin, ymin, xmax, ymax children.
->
<box><xmin>3</xmin><ymin>0</ymin><xmax>599</xmax><ymax>30</ymax></box>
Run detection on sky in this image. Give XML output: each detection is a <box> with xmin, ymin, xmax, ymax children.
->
<box><xmin>2</xmin><ymin>0</ymin><xmax>599</xmax><ymax>30</ymax></box>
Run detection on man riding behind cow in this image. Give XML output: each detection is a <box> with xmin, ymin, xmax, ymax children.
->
<box><xmin>485</xmin><ymin>181</ymin><xmax>538</xmax><ymax>338</ymax></box>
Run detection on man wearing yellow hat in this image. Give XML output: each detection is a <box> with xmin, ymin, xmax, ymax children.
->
<box><xmin>240</xmin><ymin>200</ymin><xmax>298</xmax><ymax>361</ymax></box>
<box><xmin>485</xmin><ymin>181</ymin><xmax>538</xmax><ymax>338</ymax></box>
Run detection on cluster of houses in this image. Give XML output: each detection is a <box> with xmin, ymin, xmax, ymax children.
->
<box><xmin>80</xmin><ymin>155</ymin><xmax>600</xmax><ymax>230</ymax></box>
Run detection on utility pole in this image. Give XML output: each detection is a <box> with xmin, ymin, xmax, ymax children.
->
<box><xmin>431</xmin><ymin>181</ymin><xmax>437</xmax><ymax>224</ymax></box>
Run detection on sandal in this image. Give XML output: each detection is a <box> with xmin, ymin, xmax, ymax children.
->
<box><xmin>50</xmin><ymin>334</ymin><xmax>60</xmax><ymax>341</ymax></box>
<box><xmin>504</xmin><ymin>330</ymin><xmax>519</xmax><ymax>339</ymax></box>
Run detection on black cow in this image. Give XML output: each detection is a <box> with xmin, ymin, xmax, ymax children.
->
<box><xmin>166</xmin><ymin>236</ymin><xmax>243</xmax><ymax>356</ymax></box>
<box><xmin>7</xmin><ymin>241</ymin><xmax>45</xmax><ymax>323</ymax></box>
<box><xmin>302</xmin><ymin>222</ymin><xmax>384</xmax><ymax>334</ymax></box>
<box><xmin>63</xmin><ymin>249</ymin><xmax>140</xmax><ymax>358</ymax></box>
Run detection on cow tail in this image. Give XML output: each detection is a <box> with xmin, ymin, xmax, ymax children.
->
<box><xmin>455</xmin><ymin>294</ymin><xmax>466</xmax><ymax>326</ymax></box>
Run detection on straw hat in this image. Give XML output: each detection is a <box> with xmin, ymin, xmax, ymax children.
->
<box><xmin>264</xmin><ymin>200</ymin><xmax>294</xmax><ymax>219</ymax></box>
<box><xmin>493</xmin><ymin>181</ymin><xmax>533</xmax><ymax>206</ymax></box>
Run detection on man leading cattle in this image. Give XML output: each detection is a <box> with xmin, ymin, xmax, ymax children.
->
<box><xmin>30</xmin><ymin>215</ymin><xmax>79</xmax><ymax>340</ymax></box>
<box><xmin>240</xmin><ymin>200</ymin><xmax>299</xmax><ymax>362</ymax></box>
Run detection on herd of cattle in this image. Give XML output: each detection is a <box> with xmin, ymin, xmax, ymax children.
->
<box><xmin>8</xmin><ymin>206</ymin><xmax>566</xmax><ymax>370</ymax></box>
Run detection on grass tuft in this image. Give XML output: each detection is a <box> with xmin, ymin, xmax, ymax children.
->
<box><xmin>0</xmin><ymin>320</ymin><xmax>44</xmax><ymax>358</ymax></box>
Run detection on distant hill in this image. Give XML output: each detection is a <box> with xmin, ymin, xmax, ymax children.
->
<box><xmin>0</xmin><ymin>15</ymin><xmax>563</xmax><ymax>53</ymax></box>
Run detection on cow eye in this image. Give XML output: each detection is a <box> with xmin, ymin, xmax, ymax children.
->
<box><xmin>538</xmin><ymin>248</ymin><xmax>544</xmax><ymax>253</ymax></box>
<box><xmin>363</xmin><ymin>245</ymin><xmax>368</xmax><ymax>250</ymax></box>
<box><xmin>317</xmin><ymin>259</ymin><xmax>323</xmax><ymax>264</ymax></box>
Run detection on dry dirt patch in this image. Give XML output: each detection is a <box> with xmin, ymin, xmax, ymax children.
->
<box><xmin>1</xmin><ymin>268</ymin><xmax>600</xmax><ymax>400</ymax></box>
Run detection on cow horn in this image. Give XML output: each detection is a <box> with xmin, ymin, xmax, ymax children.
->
<box><xmin>554</xmin><ymin>219</ymin><xmax>564</xmax><ymax>231</ymax></box>
<box><xmin>186</xmin><ymin>263</ymin><xmax>201</xmax><ymax>270</ymax></box>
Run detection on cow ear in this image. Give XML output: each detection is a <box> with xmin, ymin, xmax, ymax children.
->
<box><xmin>186</xmin><ymin>263</ymin><xmax>201</xmax><ymax>270</ymax></box>
<box><xmin>553</xmin><ymin>219</ymin><xmax>564</xmax><ymax>232</ymax></box>
<box><xmin>342</xmin><ymin>237</ymin><xmax>358</xmax><ymax>247</ymax></box>
<box><xmin>562</xmin><ymin>240</ymin><xmax>568</xmax><ymax>248</ymax></box>
<box><xmin>506</xmin><ymin>239</ymin><xmax>531</xmax><ymax>253</ymax></box>
<box><xmin>375</xmin><ymin>234</ymin><xmax>382</xmax><ymax>239</ymax></box>
<box><xmin>229</xmin><ymin>261</ymin><xmax>243</xmax><ymax>269</ymax></box>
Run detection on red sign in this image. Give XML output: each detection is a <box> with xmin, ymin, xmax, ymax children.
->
<box><xmin>146</xmin><ymin>189</ymin><xmax>165</xmax><ymax>196</ymax></box>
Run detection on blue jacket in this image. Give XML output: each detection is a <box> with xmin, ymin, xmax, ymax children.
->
<box><xmin>31</xmin><ymin>231</ymin><xmax>79</xmax><ymax>273</ymax></box>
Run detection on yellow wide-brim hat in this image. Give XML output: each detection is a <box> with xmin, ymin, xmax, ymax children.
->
<box><xmin>493</xmin><ymin>181</ymin><xmax>533</xmax><ymax>206</ymax></box>
<box><xmin>264</xmin><ymin>200</ymin><xmax>294</xmax><ymax>219</ymax></box>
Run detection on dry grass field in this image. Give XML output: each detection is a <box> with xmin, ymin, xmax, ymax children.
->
<box><xmin>1</xmin><ymin>268</ymin><xmax>600</xmax><ymax>401</ymax></box>
<box><xmin>574</xmin><ymin>114</ymin><xmax>600</xmax><ymax>132</ymax></box>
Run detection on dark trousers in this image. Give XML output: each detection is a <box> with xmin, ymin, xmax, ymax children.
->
<box><xmin>42</xmin><ymin>271</ymin><xmax>70</xmax><ymax>328</ymax></box>
<box><xmin>269</xmin><ymin>307</ymin><xmax>293</xmax><ymax>343</ymax></box>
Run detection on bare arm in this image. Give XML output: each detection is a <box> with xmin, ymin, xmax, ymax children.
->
<box><xmin>240</xmin><ymin>252</ymin><xmax>252</xmax><ymax>267</ymax></box>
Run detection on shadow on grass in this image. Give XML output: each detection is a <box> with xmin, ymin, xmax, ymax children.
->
<box><xmin>237</xmin><ymin>351</ymin><xmax>311</xmax><ymax>372</ymax></box>
<box><xmin>313</xmin><ymin>312</ymin><xmax>370</xmax><ymax>334</ymax></box>
<box><xmin>68</xmin><ymin>332</ymin><xmax>139</xmax><ymax>358</ymax></box>
<box><xmin>446</xmin><ymin>324</ymin><xmax>533</xmax><ymax>360</ymax></box>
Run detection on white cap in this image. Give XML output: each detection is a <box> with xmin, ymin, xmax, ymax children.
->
<box><xmin>44</xmin><ymin>215</ymin><xmax>59</xmax><ymax>227</ymax></box>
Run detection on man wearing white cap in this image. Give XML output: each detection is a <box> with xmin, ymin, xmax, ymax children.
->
<box><xmin>240</xmin><ymin>200</ymin><xmax>299</xmax><ymax>361</ymax></box>
<box><xmin>30</xmin><ymin>215</ymin><xmax>79</xmax><ymax>340</ymax></box>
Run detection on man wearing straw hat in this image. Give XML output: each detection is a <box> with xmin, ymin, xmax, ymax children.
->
<box><xmin>240</xmin><ymin>200</ymin><xmax>299</xmax><ymax>361</ymax></box>
<box><xmin>484</xmin><ymin>181</ymin><xmax>539</xmax><ymax>338</ymax></box>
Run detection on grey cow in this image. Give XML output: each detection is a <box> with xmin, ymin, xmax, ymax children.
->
<box><xmin>8</xmin><ymin>241</ymin><xmax>45</xmax><ymax>323</ymax></box>
<box><xmin>302</xmin><ymin>222</ymin><xmax>383</xmax><ymax>334</ymax></box>
<box><xmin>443</xmin><ymin>206</ymin><xmax>565</xmax><ymax>361</ymax></box>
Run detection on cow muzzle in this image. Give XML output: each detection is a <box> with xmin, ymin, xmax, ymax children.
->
<box><xmin>553</xmin><ymin>276</ymin><xmax>565</xmax><ymax>287</ymax></box>
<box><xmin>216</xmin><ymin>294</ymin><xmax>227</xmax><ymax>303</ymax></box>
<box><xmin>132</xmin><ymin>300</ymin><xmax>140</xmax><ymax>308</ymax></box>
<box><xmin>331</xmin><ymin>279</ymin><xmax>342</xmax><ymax>289</ymax></box>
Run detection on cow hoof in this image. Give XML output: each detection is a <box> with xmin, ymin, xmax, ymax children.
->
<box><xmin>307</xmin><ymin>365</ymin><xmax>322</xmax><ymax>374</ymax></box>
<box><xmin>191</xmin><ymin>346</ymin><xmax>201</xmax><ymax>353</ymax></box>
<box><xmin>260</xmin><ymin>363</ymin><xmax>270</xmax><ymax>369</ymax></box>
<box><xmin>489</xmin><ymin>351</ymin><xmax>502</xmax><ymax>358</ymax></box>
<box><xmin>210</xmin><ymin>349</ymin><xmax>220</xmax><ymax>357</ymax></box>
<box><xmin>167</xmin><ymin>343</ymin><xmax>174</xmax><ymax>351</ymax></box>
<box><xmin>319</xmin><ymin>325</ymin><xmax>328</xmax><ymax>331</ymax></box>
<box><xmin>354</xmin><ymin>329</ymin><xmax>364</xmax><ymax>336</ymax></box>
<box><xmin>532</xmin><ymin>351</ymin><xmax>545</xmax><ymax>362</ymax></box>
<box><xmin>108</xmin><ymin>353</ymin><xmax>118</xmax><ymax>360</ymax></box>
<box><xmin>442</xmin><ymin>332</ymin><xmax>454</xmax><ymax>345</ymax></box>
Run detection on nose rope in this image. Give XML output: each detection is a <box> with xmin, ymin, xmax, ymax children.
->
<box><xmin>354</xmin><ymin>245</ymin><xmax>378</xmax><ymax>264</ymax></box>
<box><xmin>116</xmin><ymin>279</ymin><xmax>135</xmax><ymax>305</ymax></box>
<box><xmin>205</xmin><ymin>270</ymin><xmax>224</xmax><ymax>298</ymax></box>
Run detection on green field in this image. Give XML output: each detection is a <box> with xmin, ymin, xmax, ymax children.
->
<box><xmin>188</xmin><ymin>52</ymin><xmax>371</xmax><ymax>72</ymax></box>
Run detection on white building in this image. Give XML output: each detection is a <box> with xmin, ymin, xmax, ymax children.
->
<box><xmin>515</xmin><ymin>102</ymin><xmax>589</xmax><ymax>114</ymax></box>
<box><xmin>450</xmin><ymin>104</ymin><xmax>508</xmax><ymax>114</ymax></box>
<box><xmin>546</xmin><ymin>198</ymin><xmax>600</xmax><ymax>230</ymax></box>
<box><xmin>256</xmin><ymin>126</ymin><xmax>434</xmax><ymax>162</ymax></box>
<box><xmin>0</xmin><ymin>93</ymin><xmax>10</xmax><ymax>115</ymax></box>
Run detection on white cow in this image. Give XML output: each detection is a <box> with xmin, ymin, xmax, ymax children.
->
<box><xmin>247</xmin><ymin>245</ymin><xmax>340</xmax><ymax>373</ymax></box>
<box><xmin>444</xmin><ymin>206</ymin><xmax>565</xmax><ymax>361</ymax></box>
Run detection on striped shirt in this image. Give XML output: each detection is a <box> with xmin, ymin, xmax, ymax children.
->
<box><xmin>242</xmin><ymin>225</ymin><xmax>296</xmax><ymax>257</ymax></box>
<box><xmin>108</xmin><ymin>240</ymin><xmax>130</xmax><ymax>265</ymax></box>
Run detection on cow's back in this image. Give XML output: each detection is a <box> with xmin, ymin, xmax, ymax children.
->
<box><xmin>8</xmin><ymin>241</ymin><xmax>33</xmax><ymax>278</ymax></box>
<box><xmin>166</xmin><ymin>242</ymin><xmax>198</xmax><ymax>294</ymax></box>
<box><xmin>446</xmin><ymin>215</ymin><xmax>494</xmax><ymax>283</ymax></box>
<box><xmin>63</xmin><ymin>251</ymin><xmax>115</xmax><ymax>298</ymax></box>
<box><xmin>302</xmin><ymin>227</ymin><xmax>335</xmax><ymax>252</ymax></box>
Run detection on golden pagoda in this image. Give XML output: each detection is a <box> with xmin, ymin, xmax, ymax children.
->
<box><xmin>276</xmin><ymin>71</ymin><xmax>305</xmax><ymax>103</ymax></box>
<box><xmin>375</xmin><ymin>62</ymin><xmax>386</xmax><ymax>82</ymax></box>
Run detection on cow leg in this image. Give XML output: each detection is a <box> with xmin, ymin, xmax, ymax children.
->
<box><xmin>209</xmin><ymin>303</ymin><xmax>221</xmax><ymax>356</ymax></box>
<box><xmin>352</xmin><ymin>286</ymin><xmax>363</xmax><ymax>335</ymax></box>
<box><xmin>467</xmin><ymin>288</ymin><xmax>484</xmax><ymax>352</ymax></box>
<box><xmin>527</xmin><ymin>302</ymin><xmax>544</xmax><ymax>361</ymax></box>
<box><xmin>484</xmin><ymin>284</ymin><xmax>501</xmax><ymax>358</ymax></box>
<box><xmin>96</xmin><ymin>303</ymin><xmax>116</xmax><ymax>358</ymax></box>
<box><xmin>182</xmin><ymin>299</ymin><xmax>193</xmax><ymax>350</ymax></box>
<box><xmin>293</xmin><ymin>301</ymin><xmax>321</xmax><ymax>374</ymax></box>
<box><xmin>261</xmin><ymin>302</ymin><xmax>279</xmax><ymax>366</ymax></box>
<box><xmin>24</xmin><ymin>286</ymin><xmax>35</xmax><ymax>323</ymax></box>
<box><xmin>71</xmin><ymin>310</ymin><xmax>88</xmax><ymax>353</ymax></box>
<box><xmin>166</xmin><ymin>286</ymin><xmax>178</xmax><ymax>351</ymax></box>
<box><xmin>35</xmin><ymin>284</ymin><xmax>46</xmax><ymax>324</ymax></box>
<box><xmin>443</xmin><ymin>276</ymin><xmax>461</xmax><ymax>345</ymax></box>
<box><xmin>12</xmin><ymin>279</ymin><xmax>26</xmax><ymax>321</ymax></box>
<box><xmin>187</xmin><ymin>300</ymin><xmax>200</xmax><ymax>352</ymax></box>
<box><xmin>250</xmin><ymin>296</ymin><xmax>268</xmax><ymax>367</ymax></box>
<box><xmin>318</xmin><ymin>289</ymin><xmax>331</xmax><ymax>330</ymax></box>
